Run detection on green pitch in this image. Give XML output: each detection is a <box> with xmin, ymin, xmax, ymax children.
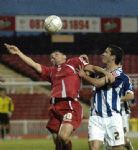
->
<box><xmin>0</xmin><ymin>138</ymin><xmax>137</xmax><ymax>150</ymax></box>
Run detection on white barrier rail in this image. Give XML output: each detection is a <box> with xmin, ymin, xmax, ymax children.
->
<box><xmin>10</xmin><ymin>119</ymin><xmax>138</xmax><ymax>138</ymax></box>
<box><xmin>0</xmin><ymin>81</ymin><xmax>51</xmax><ymax>94</ymax></box>
<box><xmin>0</xmin><ymin>74</ymin><xmax>138</xmax><ymax>93</ymax></box>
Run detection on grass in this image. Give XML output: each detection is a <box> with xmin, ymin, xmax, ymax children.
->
<box><xmin>0</xmin><ymin>138</ymin><xmax>137</xmax><ymax>150</ymax></box>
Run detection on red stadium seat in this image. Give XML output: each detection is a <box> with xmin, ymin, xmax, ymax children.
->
<box><xmin>10</xmin><ymin>94</ymin><xmax>50</xmax><ymax>120</ymax></box>
<box><xmin>1</xmin><ymin>55</ymin><xmax>138</xmax><ymax>80</ymax></box>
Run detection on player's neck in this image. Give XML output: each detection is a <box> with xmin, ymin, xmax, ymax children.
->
<box><xmin>106</xmin><ymin>62</ymin><xmax>120</xmax><ymax>72</ymax></box>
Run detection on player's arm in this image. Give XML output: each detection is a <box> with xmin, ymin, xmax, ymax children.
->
<box><xmin>79</xmin><ymin>54</ymin><xmax>89</xmax><ymax>63</ymax></box>
<box><xmin>4</xmin><ymin>43</ymin><xmax>42</xmax><ymax>73</ymax></box>
<box><xmin>82</xmin><ymin>75</ymin><xmax>107</xmax><ymax>88</ymax></box>
<box><xmin>84</xmin><ymin>64</ymin><xmax>108</xmax><ymax>75</ymax></box>
<box><xmin>78</xmin><ymin>66</ymin><xmax>115</xmax><ymax>88</ymax></box>
<box><xmin>121</xmin><ymin>92</ymin><xmax>134</xmax><ymax>102</ymax></box>
<box><xmin>121</xmin><ymin>76</ymin><xmax>134</xmax><ymax>102</ymax></box>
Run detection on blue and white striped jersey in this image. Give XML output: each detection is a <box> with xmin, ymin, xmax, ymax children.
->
<box><xmin>91</xmin><ymin>67</ymin><xmax>133</xmax><ymax>117</ymax></box>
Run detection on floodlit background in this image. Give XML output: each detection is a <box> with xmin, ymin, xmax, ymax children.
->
<box><xmin>0</xmin><ymin>0</ymin><xmax>138</xmax><ymax>149</ymax></box>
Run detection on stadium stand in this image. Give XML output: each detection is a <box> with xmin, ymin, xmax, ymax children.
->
<box><xmin>130</xmin><ymin>100</ymin><xmax>138</xmax><ymax>118</ymax></box>
<box><xmin>1</xmin><ymin>33</ymin><xmax>138</xmax><ymax>55</ymax></box>
<box><xmin>79</xmin><ymin>88</ymin><xmax>92</xmax><ymax>105</ymax></box>
<box><xmin>1</xmin><ymin>54</ymin><xmax>138</xmax><ymax>80</ymax></box>
<box><xmin>1</xmin><ymin>54</ymin><xmax>57</xmax><ymax>80</ymax></box>
<box><xmin>0</xmin><ymin>50</ymin><xmax>138</xmax><ymax>119</ymax></box>
<box><xmin>10</xmin><ymin>94</ymin><xmax>50</xmax><ymax>120</ymax></box>
<box><xmin>0</xmin><ymin>0</ymin><xmax>138</xmax><ymax>139</ymax></box>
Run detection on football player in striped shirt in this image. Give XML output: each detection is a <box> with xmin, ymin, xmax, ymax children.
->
<box><xmin>78</xmin><ymin>45</ymin><xmax>134</xmax><ymax>150</ymax></box>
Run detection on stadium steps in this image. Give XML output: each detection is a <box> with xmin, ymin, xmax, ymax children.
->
<box><xmin>1</xmin><ymin>55</ymin><xmax>138</xmax><ymax>79</ymax></box>
<box><xmin>0</xmin><ymin>63</ymin><xmax>31</xmax><ymax>82</ymax></box>
<box><xmin>0</xmin><ymin>63</ymin><xmax>51</xmax><ymax>94</ymax></box>
<box><xmin>1</xmin><ymin>54</ymin><xmax>51</xmax><ymax>81</ymax></box>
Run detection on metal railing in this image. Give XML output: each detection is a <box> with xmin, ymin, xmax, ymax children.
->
<box><xmin>0</xmin><ymin>74</ymin><xmax>138</xmax><ymax>94</ymax></box>
<box><xmin>10</xmin><ymin>119</ymin><xmax>138</xmax><ymax>138</ymax></box>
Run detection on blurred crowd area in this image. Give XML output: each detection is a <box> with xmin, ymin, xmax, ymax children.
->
<box><xmin>1</xmin><ymin>33</ymin><xmax>138</xmax><ymax>55</ymax></box>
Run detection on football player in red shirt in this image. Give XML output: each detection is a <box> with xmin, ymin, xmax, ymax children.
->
<box><xmin>4</xmin><ymin>43</ymin><xmax>109</xmax><ymax>150</ymax></box>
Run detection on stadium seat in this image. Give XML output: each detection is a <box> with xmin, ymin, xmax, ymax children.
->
<box><xmin>79</xmin><ymin>88</ymin><xmax>93</xmax><ymax>105</ymax></box>
<box><xmin>10</xmin><ymin>94</ymin><xmax>50</xmax><ymax>120</ymax></box>
<box><xmin>1</xmin><ymin>54</ymin><xmax>138</xmax><ymax>81</ymax></box>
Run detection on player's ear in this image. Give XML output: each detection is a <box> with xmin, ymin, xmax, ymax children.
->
<box><xmin>63</xmin><ymin>54</ymin><xmax>67</xmax><ymax>60</ymax></box>
<box><xmin>112</xmin><ymin>55</ymin><xmax>115</xmax><ymax>61</ymax></box>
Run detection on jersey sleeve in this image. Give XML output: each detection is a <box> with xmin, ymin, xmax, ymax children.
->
<box><xmin>123</xmin><ymin>76</ymin><xmax>134</xmax><ymax>95</ymax></box>
<box><xmin>111</xmin><ymin>76</ymin><xmax>123</xmax><ymax>88</ymax></box>
<box><xmin>40</xmin><ymin>65</ymin><xmax>53</xmax><ymax>81</ymax></box>
<box><xmin>69</xmin><ymin>57</ymin><xmax>89</xmax><ymax>68</ymax></box>
<box><xmin>112</xmin><ymin>75</ymin><xmax>133</xmax><ymax>95</ymax></box>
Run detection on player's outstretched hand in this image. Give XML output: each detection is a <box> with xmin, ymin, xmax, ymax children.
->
<box><xmin>79</xmin><ymin>54</ymin><xmax>89</xmax><ymax>63</ymax></box>
<box><xmin>106</xmin><ymin>73</ymin><xmax>115</xmax><ymax>84</ymax></box>
<box><xmin>77</xmin><ymin>66</ymin><xmax>87</xmax><ymax>78</ymax></box>
<box><xmin>4</xmin><ymin>43</ymin><xmax>20</xmax><ymax>55</ymax></box>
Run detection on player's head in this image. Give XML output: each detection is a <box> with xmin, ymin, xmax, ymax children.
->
<box><xmin>0</xmin><ymin>88</ymin><xmax>6</xmax><ymax>97</ymax></box>
<box><xmin>50</xmin><ymin>50</ymin><xmax>67</xmax><ymax>65</ymax></box>
<box><xmin>102</xmin><ymin>45</ymin><xmax>124</xmax><ymax>65</ymax></box>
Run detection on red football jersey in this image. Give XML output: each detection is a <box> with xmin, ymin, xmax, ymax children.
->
<box><xmin>40</xmin><ymin>57</ymin><xmax>88</xmax><ymax>98</ymax></box>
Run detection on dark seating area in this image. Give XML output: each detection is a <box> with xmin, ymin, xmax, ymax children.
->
<box><xmin>1</xmin><ymin>54</ymin><xmax>138</xmax><ymax>81</ymax></box>
<box><xmin>1</xmin><ymin>54</ymin><xmax>51</xmax><ymax>80</ymax></box>
<box><xmin>130</xmin><ymin>104</ymin><xmax>138</xmax><ymax>118</ymax></box>
<box><xmin>10</xmin><ymin>92</ymin><xmax>92</xmax><ymax>120</ymax></box>
<box><xmin>1</xmin><ymin>33</ymin><xmax>138</xmax><ymax>55</ymax></box>
<box><xmin>1</xmin><ymin>53</ymin><xmax>138</xmax><ymax>118</ymax></box>
<box><xmin>7</xmin><ymin>88</ymin><xmax>138</xmax><ymax>120</ymax></box>
<box><xmin>10</xmin><ymin>94</ymin><xmax>50</xmax><ymax>120</ymax></box>
<box><xmin>79</xmin><ymin>88</ymin><xmax>92</xmax><ymax>105</ymax></box>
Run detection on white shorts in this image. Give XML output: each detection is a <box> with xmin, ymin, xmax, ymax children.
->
<box><xmin>88</xmin><ymin>113</ymin><xmax>125</xmax><ymax>146</ymax></box>
<box><xmin>122</xmin><ymin>114</ymin><xmax>130</xmax><ymax>134</ymax></box>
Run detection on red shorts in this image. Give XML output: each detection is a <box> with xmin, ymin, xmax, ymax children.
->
<box><xmin>46</xmin><ymin>98</ymin><xmax>83</xmax><ymax>133</ymax></box>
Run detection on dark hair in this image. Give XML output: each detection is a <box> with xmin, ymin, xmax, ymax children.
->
<box><xmin>50</xmin><ymin>50</ymin><xmax>65</xmax><ymax>55</ymax></box>
<box><xmin>107</xmin><ymin>45</ymin><xmax>124</xmax><ymax>65</ymax></box>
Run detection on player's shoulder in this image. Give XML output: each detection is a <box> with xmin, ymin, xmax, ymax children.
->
<box><xmin>42</xmin><ymin>65</ymin><xmax>55</xmax><ymax>69</ymax></box>
<box><xmin>66</xmin><ymin>56</ymin><xmax>88</xmax><ymax>67</ymax></box>
<box><xmin>6</xmin><ymin>96</ymin><xmax>12</xmax><ymax>101</ymax></box>
<box><xmin>121</xmin><ymin>72</ymin><xmax>130</xmax><ymax>80</ymax></box>
<box><xmin>121</xmin><ymin>73</ymin><xmax>133</xmax><ymax>85</ymax></box>
<box><xmin>41</xmin><ymin>65</ymin><xmax>55</xmax><ymax>71</ymax></box>
<box><xmin>66</xmin><ymin>57</ymin><xmax>79</xmax><ymax>65</ymax></box>
<box><xmin>66</xmin><ymin>57</ymin><xmax>78</xmax><ymax>62</ymax></box>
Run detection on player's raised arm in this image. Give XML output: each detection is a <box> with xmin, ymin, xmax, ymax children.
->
<box><xmin>84</xmin><ymin>64</ymin><xmax>108</xmax><ymax>75</ymax></box>
<box><xmin>78</xmin><ymin>66</ymin><xmax>115</xmax><ymax>88</ymax></box>
<box><xmin>4</xmin><ymin>43</ymin><xmax>42</xmax><ymax>73</ymax></box>
<box><xmin>121</xmin><ymin>92</ymin><xmax>134</xmax><ymax>102</ymax></box>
